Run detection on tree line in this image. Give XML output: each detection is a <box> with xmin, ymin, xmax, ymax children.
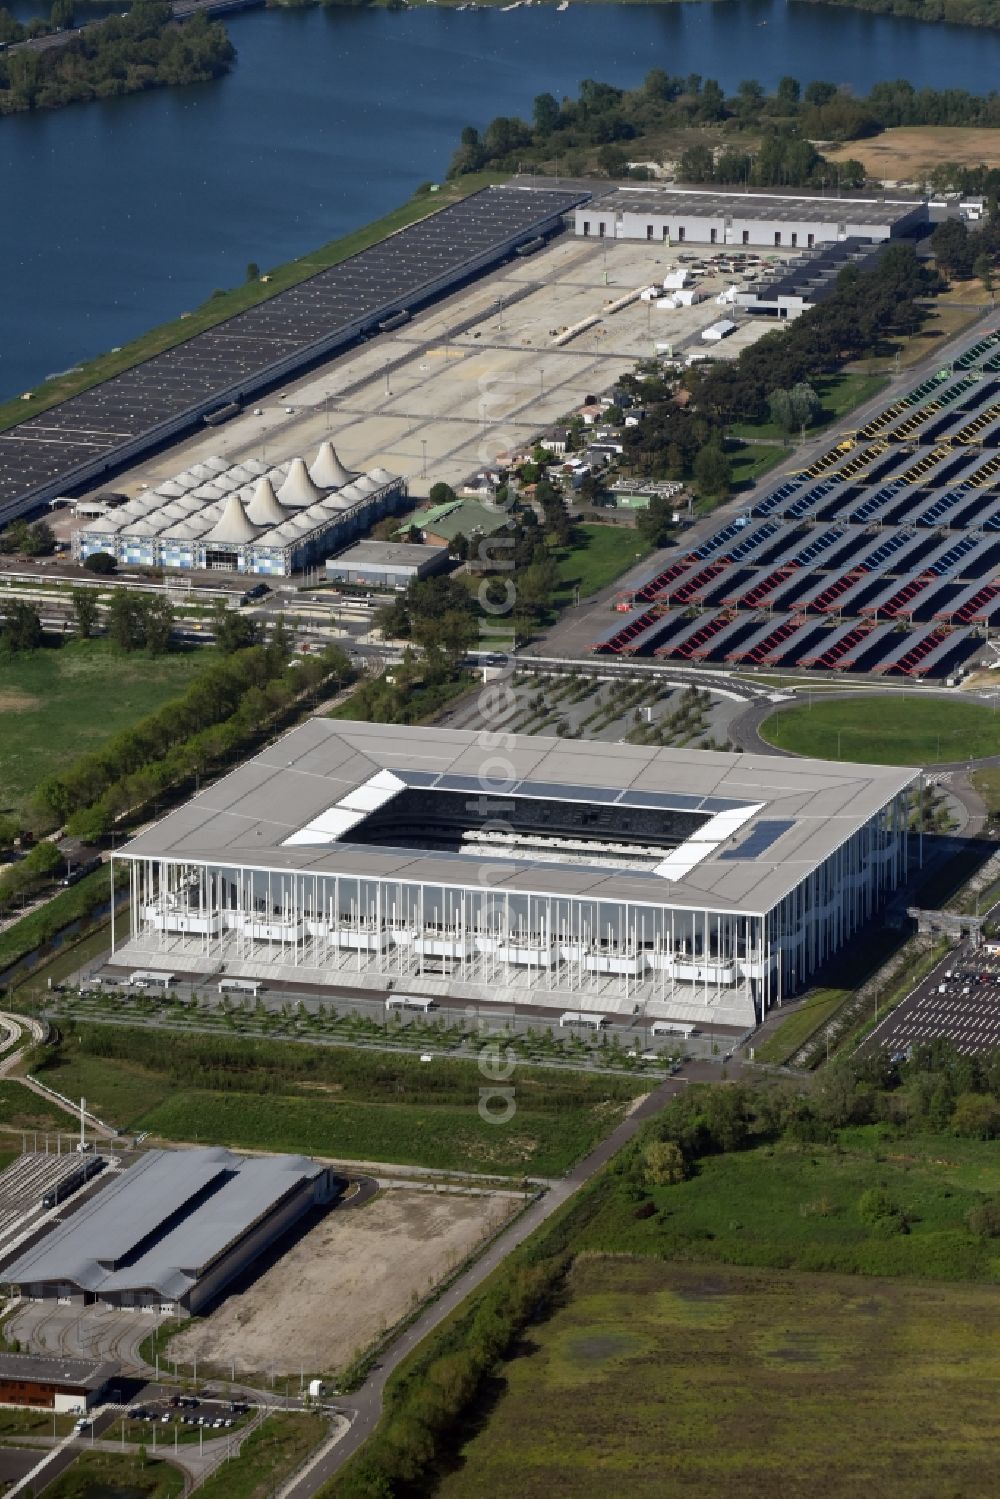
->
<box><xmin>617</xmin><ymin>244</ymin><xmax>937</xmax><ymax>488</ymax></box>
<box><xmin>0</xmin><ymin>0</ymin><xmax>234</xmax><ymax>116</ymax></box>
<box><xmin>32</xmin><ymin>633</ymin><xmax>351</xmax><ymax>842</ymax></box>
<box><xmin>809</xmin><ymin>0</ymin><xmax>1000</xmax><ymax>33</ymax></box>
<box><xmin>448</xmin><ymin>70</ymin><xmax>1000</xmax><ymax>187</ymax></box>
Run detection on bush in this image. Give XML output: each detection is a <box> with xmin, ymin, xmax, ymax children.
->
<box><xmin>966</xmin><ymin>1198</ymin><xmax>1000</xmax><ymax>1238</ymax></box>
<box><xmin>858</xmin><ymin>1187</ymin><xmax>897</xmax><ymax>1226</ymax></box>
<box><xmin>82</xmin><ymin>552</ymin><xmax>116</xmax><ymax>575</ymax></box>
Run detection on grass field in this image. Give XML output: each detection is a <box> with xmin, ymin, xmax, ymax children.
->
<box><xmin>0</xmin><ymin>640</ymin><xmax>212</xmax><ymax>818</ymax></box>
<box><xmin>46</xmin><ymin>1450</ymin><xmax>183</xmax><ymax>1498</ymax></box>
<box><xmin>433</xmin><ymin>1256</ymin><xmax>1000</xmax><ymax>1499</ymax></box>
<box><xmin>576</xmin><ymin>1128</ymin><xmax>1000</xmax><ymax>1280</ymax></box>
<box><xmin>554</xmin><ymin>524</ymin><xmax>651</xmax><ymax>600</ymax></box>
<box><xmin>759</xmin><ymin>694</ymin><xmax>1000</xmax><ymax>765</ymax></box>
<box><xmin>727</xmin><ymin>372</ymin><xmax>887</xmax><ymax>443</ymax></box>
<box><xmin>0</xmin><ymin>1081</ymin><xmax>75</xmax><ymax>1137</ymax></box>
<box><xmin>724</xmin><ymin>440</ymin><xmax>793</xmax><ymax>493</ymax></box>
<box><xmin>972</xmin><ymin>765</ymin><xmax>1000</xmax><ymax>815</ymax></box>
<box><xmin>194</xmin><ymin>1414</ymin><xmax>324</xmax><ymax>1499</ymax></box>
<box><xmin>36</xmin><ymin>1031</ymin><xmax>645</xmax><ymax>1176</ymax></box>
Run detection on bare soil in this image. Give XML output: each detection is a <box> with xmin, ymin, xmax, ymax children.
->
<box><xmin>826</xmin><ymin>127</ymin><xmax>1000</xmax><ymax>181</ymax></box>
<box><xmin>170</xmin><ymin>1188</ymin><xmax>518</xmax><ymax>1378</ymax></box>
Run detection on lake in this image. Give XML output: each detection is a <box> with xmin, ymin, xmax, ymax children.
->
<box><xmin>5</xmin><ymin>0</ymin><xmax>1000</xmax><ymax>399</ymax></box>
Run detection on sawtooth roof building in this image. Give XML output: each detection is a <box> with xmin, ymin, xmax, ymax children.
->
<box><xmin>3</xmin><ymin>1148</ymin><xmax>338</xmax><ymax>1315</ymax></box>
<box><xmin>110</xmin><ymin>722</ymin><xmax>916</xmax><ymax>1031</ymax></box>
<box><xmin>71</xmin><ymin>443</ymin><xmax>406</xmax><ymax>578</ymax></box>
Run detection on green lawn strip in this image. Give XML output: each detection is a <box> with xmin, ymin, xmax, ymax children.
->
<box><xmin>0</xmin><ymin>175</ymin><xmax>509</xmax><ymax>436</ymax></box>
<box><xmin>972</xmin><ymin>765</ymin><xmax>1000</xmax><ymax>815</ymax></box>
<box><xmin>0</xmin><ymin>1080</ymin><xmax>74</xmax><ymax>1135</ymax></box>
<box><xmin>193</xmin><ymin>1413</ymin><xmax>326</xmax><ymax>1499</ymax></box>
<box><xmin>0</xmin><ymin>865</ymin><xmax>123</xmax><ymax>978</ymax></box>
<box><xmin>553</xmin><ymin>524</ymin><xmax>652</xmax><ymax>600</ymax></box>
<box><xmin>722</xmin><ymin>440</ymin><xmax>792</xmax><ymax>492</ymax></box>
<box><xmin>0</xmin><ymin>639</ymin><xmax>214</xmax><ymax>819</ymax></box>
<box><xmin>44</xmin><ymin>1450</ymin><xmax>183</xmax><ymax>1498</ymax></box>
<box><xmin>432</xmin><ymin>1255</ymin><xmax>1000</xmax><ymax>1499</ymax></box>
<box><xmin>36</xmin><ymin>1029</ymin><xmax>644</xmax><ymax>1175</ymax></box>
<box><xmin>760</xmin><ymin>694</ymin><xmax>1000</xmax><ymax>764</ymax></box>
<box><xmin>752</xmin><ymin>987</ymin><xmax>850</xmax><ymax>1065</ymax></box>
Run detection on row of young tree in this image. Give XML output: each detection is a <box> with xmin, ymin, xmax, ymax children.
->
<box><xmin>33</xmin><ymin>634</ymin><xmax>351</xmax><ymax>840</ymax></box>
<box><xmin>448</xmin><ymin>71</ymin><xmax>1000</xmax><ymax>186</ymax></box>
<box><xmin>0</xmin><ymin>1</ymin><xmax>233</xmax><ymax>115</ymax></box>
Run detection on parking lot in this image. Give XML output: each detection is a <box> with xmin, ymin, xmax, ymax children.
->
<box><xmin>863</xmin><ymin>949</ymin><xmax>1000</xmax><ymax>1055</ymax></box>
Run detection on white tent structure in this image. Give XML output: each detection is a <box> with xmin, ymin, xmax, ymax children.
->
<box><xmin>203</xmin><ymin>494</ymin><xmax>259</xmax><ymax>546</ymax></box>
<box><xmin>310</xmin><ymin>442</ymin><xmax>355</xmax><ymax>490</ymax></box>
<box><xmin>245</xmin><ymin>477</ymin><xmax>288</xmax><ymax>528</ymax></box>
<box><xmin>278</xmin><ymin>458</ymin><xmax>323</xmax><ymax>509</ymax></box>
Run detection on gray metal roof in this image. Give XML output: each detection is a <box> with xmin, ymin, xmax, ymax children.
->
<box><xmin>328</xmin><ymin>541</ymin><xmax>447</xmax><ymax>568</ymax></box>
<box><xmin>118</xmin><ymin>721</ymin><xmax>917</xmax><ymax>916</ymax></box>
<box><xmin>583</xmin><ymin>187</ymin><xmax>922</xmax><ymax>226</ymax></box>
<box><xmin>3</xmin><ymin>1149</ymin><xmax>324</xmax><ymax>1300</ymax></box>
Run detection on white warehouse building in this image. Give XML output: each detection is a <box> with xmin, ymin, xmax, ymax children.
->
<box><xmin>575</xmin><ymin>186</ymin><xmax>927</xmax><ymax>249</ymax></box>
<box><xmin>71</xmin><ymin>443</ymin><xmax>407</xmax><ymax>578</ymax></box>
<box><xmin>110</xmin><ymin>722</ymin><xmax>916</xmax><ymax>1032</ymax></box>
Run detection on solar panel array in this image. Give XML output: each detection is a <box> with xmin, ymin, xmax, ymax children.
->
<box><xmin>595</xmin><ymin>329</ymin><xmax>1000</xmax><ymax>678</ymax></box>
<box><xmin>0</xmin><ymin>186</ymin><xmax>585</xmax><ymax>524</ymax></box>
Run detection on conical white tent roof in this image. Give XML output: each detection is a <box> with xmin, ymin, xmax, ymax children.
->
<box><xmin>203</xmin><ymin>493</ymin><xmax>258</xmax><ymax>546</ymax></box>
<box><xmin>154</xmin><ymin>480</ymin><xmax>185</xmax><ymax>499</ymax></box>
<box><xmin>309</xmin><ymin>441</ymin><xmax>355</xmax><ymax>490</ymax></box>
<box><xmin>192</xmin><ymin>482</ymin><xmax>225</xmax><ymax>501</ymax></box>
<box><xmin>243</xmin><ymin>459</ymin><xmax>269</xmax><ymax>478</ymax></box>
<box><xmin>227</xmin><ymin>464</ymin><xmax>255</xmax><ymax>485</ymax></box>
<box><xmin>245</xmin><ymin>476</ymin><xmax>288</xmax><ymax>528</ymax></box>
<box><xmin>277</xmin><ymin>457</ymin><xmax>323</xmax><ymax>508</ymax></box>
<box><xmin>352</xmin><ymin>475</ymin><xmax>380</xmax><ymax>495</ymax></box>
<box><xmin>204</xmin><ymin>456</ymin><xmax>229</xmax><ymax>474</ymax></box>
<box><xmin>161</xmin><ymin>519</ymin><xmax>201</xmax><ymax>541</ymax></box>
<box><xmin>368</xmin><ymin>467</ymin><xmax>395</xmax><ymax>485</ymax></box>
<box><xmin>213</xmin><ymin>473</ymin><xmax>241</xmax><ymax>494</ymax></box>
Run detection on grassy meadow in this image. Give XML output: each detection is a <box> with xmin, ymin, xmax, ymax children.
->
<box><xmin>434</xmin><ymin>1256</ymin><xmax>1000</xmax><ymax>1499</ymax></box>
<box><xmin>0</xmin><ymin>639</ymin><xmax>212</xmax><ymax>818</ymax></box>
<box><xmin>34</xmin><ymin>1027</ymin><xmax>645</xmax><ymax>1176</ymax></box>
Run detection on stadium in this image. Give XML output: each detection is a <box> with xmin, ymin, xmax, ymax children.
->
<box><xmin>110</xmin><ymin>722</ymin><xmax>916</xmax><ymax>1030</ymax></box>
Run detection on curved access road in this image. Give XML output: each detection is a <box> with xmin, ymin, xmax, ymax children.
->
<box><xmin>281</xmin><ymin>1071</ymin><xmax>693</xmax><ymax>1498</ymax></box>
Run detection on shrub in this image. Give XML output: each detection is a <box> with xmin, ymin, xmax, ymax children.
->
<box><xmin>966</xmin><ymin>1198</ymin><xmax>1000</xmax><ymax>1238</ymax></box>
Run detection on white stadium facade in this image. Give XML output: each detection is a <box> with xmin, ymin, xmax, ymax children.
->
<box><xmin>110</xmin><ymin>723</ymin><xmax>916</xmax><ymax>1031</ymax></box>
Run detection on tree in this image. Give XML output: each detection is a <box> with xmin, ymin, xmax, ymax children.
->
<box><xmin>427</xmin><ymin>482</ymin><xmax>458</xmax><ymax>508</ymax></box>
<box><xmin>635</xmin><ymin>493</ymin><xmax>675</xmax><ymax>547</ymax></box>
<box><xmin>211</xmin><ymin>602</ymin><xmax>259</xmax><ymax>654</ymax></box>
<box><xmin>643</xmin><ymin>1140</ymin><xmax>686</xmax><ymax>1186</ymax></box>
<box><xmin>143</xmin><ymin>596</ymin><xmax>174</xmax><ymax>656</ymax></box>
<box><xmin>693</xmin><ymin>442</ymin><xmax>732</xmax><ymax>501</ymax></box>
<box><xmin>931</xmin><ymin>218</ymin><xmax>974</xmax><ymax>278</ymax></box>
<box><xmin>83</xmin><ymin>552</ymin><xmax>116</xmax><ymax>576</ymax></box>
<box><xmin>24</xmin><ymin>521</ymin><xmax>55</xmax><ymax>557</ymax></box>
<box><xmin>951</xmin><ymin>1091</ymin><xmax>1000</xmax><ymax>1139</ymax></box>
<box><xmin>71</xmin><ymin>589</ymin><xmax>99</xmax><ymax>640</ymax></box>
<box><xmin>1</xmin><ymin>601</ymin><xmax>43</xmax><ymax>653</ymax></box>
<box><xmin>106</xmin><ymin>591</ymin><xmax>147</xmax><ymax>652</ymax></box>
<box><xmin>974</xmin><ymin>252</ymin><xmax>994</xmax><ymax>294</ymax></box>
<box><xmin>768</xmin><ymin>381</ymin><xmax>821</xmax><ymax>434</ymax></box>
<box><xmin>532</xmin><ymin>91</ymin><xmax>560</xmax><ymax>135</ymax></box>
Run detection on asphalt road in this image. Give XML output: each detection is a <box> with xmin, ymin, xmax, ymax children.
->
<box><xmin>283</xmin><ymin>1068</ymin><xmax>693</xmax><ymax>1497</ymax></box>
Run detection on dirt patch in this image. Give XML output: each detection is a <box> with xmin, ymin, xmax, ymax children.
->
<box><xmin>170</xmin><ymin>1187</ymin><xmax>518</xmax><ymax>1378</ymax></box>
<box><xmin>826</xmin><ymin>127</ymin><xmax>1000</xmax><ymax>180</ymax></box>
<box><xmin>0</xmin><ymin>691</ymin><xmax>38</xmax><ymax>713</ymax></box>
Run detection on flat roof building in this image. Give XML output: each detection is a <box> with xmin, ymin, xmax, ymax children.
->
<box><xmin>0</xmin><ymin>1354</ymin><xmax>119</xmax><ymax>1413</ymax></box>
<box><xmin>326</xmin><ymin>540</ymin><xmax>449</xmax><ymax>589</ymax></box>
<box><xmin>575</xmin><ymin>186</ymin><xmax>927</xmax><ymax>249</ymax></box>
<box><xmin>110</xmin><ymin>721</ymin><xmax>916</xmax><ymax>1031</ymax></box>
<box><xmin>4</xmin><ymin>1148</ymin><xmax>338</xmax><ymax>1315</ymax></box>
